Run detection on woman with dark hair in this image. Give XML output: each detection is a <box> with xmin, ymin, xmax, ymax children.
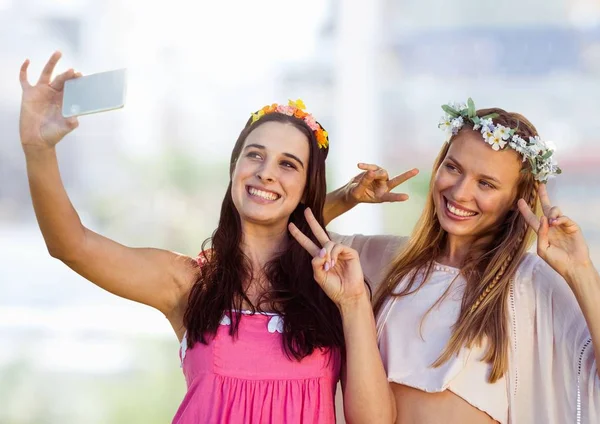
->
<box><xmin>18</xmin><ymin>52</ymin><xmax>394</xmax><ymax>423</ymax></box>
<box><xmin>325</xmin><ymin>99</ymin><xmax>600</xmax><ymax>423</ymax></box>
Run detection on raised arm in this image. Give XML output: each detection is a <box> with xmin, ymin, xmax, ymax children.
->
<box><xmin>19</xmin><ymin>52</ymin><xmax>198</xmax><ymax>318</ymax></box>
<box><xmin>324</xmin><ymin>163</ymin><xmax>418</xmax><ymax>225</ymax></box>
<box><xmin>289</xmin><ymin>208</ymin><xmax>395</xmax><ymax>423</ymax></box>
<box><xmin>518</xmin><ymin>184</ymin><xmax>600</xmax><ymax>375</ymax></box>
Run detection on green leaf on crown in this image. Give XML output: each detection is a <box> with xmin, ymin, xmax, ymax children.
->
<box><xmin>441</xmin><ymin>105</ymin><xmax>460</xmax><ymax>118</ymax></box>
<box><xmin>467</xmin><ymin>98</ymin><xmax>476</xmax><ymax>118</ymax></box>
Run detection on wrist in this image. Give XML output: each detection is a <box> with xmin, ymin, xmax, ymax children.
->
<box><xmin>338</xmin><ymin>292</ymin><xmax>372</xmax><ymax>317</ymax></box>
<box><xmin>22</xmin><ymin>143</ymin><xmax>56</xmax><ymax>160</ymax></box>
<box><xmin>566</xmin><ymin>262</ymin><xmax>599</xmax><ymax>295</ymax></box>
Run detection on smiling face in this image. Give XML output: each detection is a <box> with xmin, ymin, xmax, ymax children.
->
<box><xmin>231</xmin><ymin>121</ymin><xmax>310</xmax><ymax>229</ymax></box>
<box><xmin>432</xmin><ymin>129</ymin><xmax>523</xmax><ymax>246</ymax></box>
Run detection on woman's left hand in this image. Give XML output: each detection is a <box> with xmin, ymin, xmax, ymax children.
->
<box><xmin>344</xmin><ymin>163</ymin><xmax>419</xmax><ymax>205</ymax></box>
<box><xmin>288</xmin><ymin>208</ymin><xmax>367</xmax><ymax>308</ymax></box>
<box><xmin>518</xmin><ymin>184</ymin><xmax>592</xmax><ymax>281</ymax></box>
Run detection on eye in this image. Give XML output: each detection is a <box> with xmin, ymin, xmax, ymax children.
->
<box><xmin>246</xmin><ymin>151</ymin><xmax>262</xmax><ymax>160</ymax></box>
<box><xmin>445</xmin><ymin>163</ymin><xmax>458</xmax><ymax>172</ymax></box>
<box><xmin>280</xmin><ymin>160</ymin><xmax>297</xmax><ymax>170</ymax></box>
<box><xmin>479</xmin><ymin>180</ymin><xmax>495</xmax><ymax>190</ymax></box>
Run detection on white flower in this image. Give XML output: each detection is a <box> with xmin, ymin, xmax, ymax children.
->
<box><xmin>531</xmin><ymin>136</ymin><xmax>548</xmax><ymax>151</ymax></box>
<box><xmin>438</xmin><ymin>116</ymin><xmax>451</xmax><ymax>130</ymax></box>
<box><xmin>494</xmin><ymin>125</ymin><xmax>511</xmax><ymax>140</ymax></box>
<box><xmin>480</xmin><ymin>118</ymin><xmax>494</xmax><ymax>129</ymax></box>
<box><xmin>487</xmin><ymin>133</ymin><xmax>507</xmax><ymax>151</ymax></box>
<box><xmin>473</xmin><ymin>123</ymin><xmax>481</xmax><ymax>130</ymax></box>
<box><xmin>220</xmin><ymin>315</ymin><xmax>231</xmax><ymax>326</ymax></box>
<box><xmin>449</xmin><ymin>101</ymin><xmax>467</xmax><ymax>111</ymax></box>
<box><xmin>451</xmin><ymin>116</ymin><xmax>464</xmax><ymax>134</ymax></box>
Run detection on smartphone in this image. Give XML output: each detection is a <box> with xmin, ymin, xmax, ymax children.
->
<box><xmin>62</xmin><ymin>68</ymin><xmax>127</xmax><ymax>118</ymax></box>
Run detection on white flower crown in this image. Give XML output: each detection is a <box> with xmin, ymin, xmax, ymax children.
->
<box><xmin>438</xmin><ymin>98</ymin><xmax>561</xmax><ymax>182</ymax></box>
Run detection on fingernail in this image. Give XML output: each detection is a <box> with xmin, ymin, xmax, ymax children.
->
<box><xmin>319</xmin><ymin>248</ymin><xmax>326</xmax><ymax>258</ymax></box>
<box><xmin>324</xmin><ymin>262</ymin><xmax>330</xmax><ymax>272</ymax></box>
<box><xmin>331</xmin><ymin>260</ymin><xmax>336</xmax><ymax>268</ymax></box>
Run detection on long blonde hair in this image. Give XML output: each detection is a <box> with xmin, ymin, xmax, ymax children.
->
<box><xmin>373</xmin><ymin>108</ymin><xmax>541</xmax><ymax>383</ymax></box>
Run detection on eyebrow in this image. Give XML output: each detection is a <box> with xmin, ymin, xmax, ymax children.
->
<box><xmin>244</xmin><ymin>143</ymin><xmax>305</xmax><ymax>169</ymax></box>
<box><xmin>446</xmin><ymin>155</ymin><xmax>502</xmax><ymax>185</ymax></box>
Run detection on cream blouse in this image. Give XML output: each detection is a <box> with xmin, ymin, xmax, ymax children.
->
<box><xmin>332</xmin><ymin>233</ymin><xmax>600</xmax><ymax>424</ymax></box>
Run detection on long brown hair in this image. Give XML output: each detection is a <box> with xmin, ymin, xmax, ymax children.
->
<box><xmin>373</xmin><ymin>108</ymin><xmax>541</xmax><ymax>382</ymax></box>
<box><xmin>184</xmin><ymin>112</ymin><xmax>344</xmax><ymax>359</ymax></box>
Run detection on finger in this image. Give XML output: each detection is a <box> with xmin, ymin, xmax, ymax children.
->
<box><xmin>537</xmin><ymin>216</ymin><xmax>550</xmax><ymax>257</ymax></box>
<box><xmin>538</xmin><ymin>184</ymin><xmax>552</xmax><ymax>216</ymax></box>
<box><xmin>304</xmin><ymin>208</ymin><xmax>331</xmax><ymax>246</ymax></box>
<box><xmin>549</xmin><ymin>215</ymin><xmax>578</xmax><ymax>232</ymax></box>
<box><xmin>372</xmin><ymin>168</ymin><xmax>389</xmax><ymax>181</ymax></box>
<box><xmin>322</xmin><ymin>241</ymin><xmax>337</xmax><ymax>271</ymax></box>
<box><xmin>380</xmin><ymin>192</ymin><xmax>409</xmax><ymax>203</ymax></box>
<box><xmin>547</xmin><ymin>206</ymin><xmax>562</xmax><ymax>222</ymax></box>
<box><xmin>311</xmin><ymin>255</ymin><xmax>328</xmax><ymax>284</ymax></box>
<box><xmin>357</xmin><ymin>163</ymin><xmax>380</xmax><ymax>172</ymax></box>
<box><xmin>38</xmin><ymin>51</ymin><xmax>62</xmax><ymax>85</ymax></box>
<box><xmin>387</xmin><ymin>168</ymin><xmax>419</xmax><ymax>190</ymax></box>
<box><xmin>66</xmin><ymin>116</ymin><xmax>79</xmax><ymax>130</ymax></box>
<box><xmin>74</xmin><ymin>71</ymin><xmax>83</xmax><ymax>78</ymax></box>
<box><xmin>351</xmin><ymin>171</ymin><xmax>375</xmax><ymax>199</ymax></box>
<box><xmin>288</xmin><ymin>222</ymin><xmax>321</xmax><ymax>257</ymax></box>
<box><xmin>19</xmin><ymin>59</ymin><xmax>32</xmax><ymax>89</ymax></box>
<box><xmin>49</xmin><ymin>68</ymin><xmax>75</xmax><ymax>91</ymax></box>
<box><xmin>517</xmin><ymin>198</ymin><xmax>540</xmax><ymax>233</ymax></box>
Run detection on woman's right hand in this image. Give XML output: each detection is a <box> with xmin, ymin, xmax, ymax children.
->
<box><xmin>19</xmin><ymin>51</ymin><xmax>81</xmax><ymax>150</ymax></box>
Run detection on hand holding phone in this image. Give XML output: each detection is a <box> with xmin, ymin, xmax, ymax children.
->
<box><xmin>62</xmin><ymin>68</ymin><xmax>127</xmax><ymax>118</ymax></box>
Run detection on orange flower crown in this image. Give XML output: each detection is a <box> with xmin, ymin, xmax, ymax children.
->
<box><xmin>251</xmin><ymin>99</ymin><xmax>329</xmax><ymax>149</ymax></box>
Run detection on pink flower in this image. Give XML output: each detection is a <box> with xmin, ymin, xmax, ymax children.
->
<box><xmin>276</xmin><ymin>105</ymin><xmax>294</xmax><ymax>116</ymax></box>
<box><xmin>304</xmin><ymin>115</ymin><xmax>319</xmax><ymax>131</ymax></box>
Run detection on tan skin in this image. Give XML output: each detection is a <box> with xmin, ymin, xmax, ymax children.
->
<box><xmin>328</xmin><ymin>129</ymin><xmax>600</xmax><ymax>423</ymax></box>
<box><xmin>19</xmin><ymin>52</ymin><xmax>396</xmax><ymax>423</ymax></box>
<box><xmin>393</xmin><ymin>131</ymin><xmax>522</xmax><ymax>424</ymax></box>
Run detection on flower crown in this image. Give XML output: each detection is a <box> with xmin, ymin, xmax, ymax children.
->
<box><xmin>251</xmin><ymin>99</ymin><xmax>329</xmax><ymax>149</ymax></box>
<box><xmin>438</xmin><ymin>98</ymin><xmax>561</xmax><ymax>182</ymax></box>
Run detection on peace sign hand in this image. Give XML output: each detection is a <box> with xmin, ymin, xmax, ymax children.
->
<box><xmin>517</xmin><ymin>184</ymin><xmax>591</xmax><ymax>281</ymax></box>
<box><xmin>345</xmin><ymin>163</ymin><xmax>419</xmax><ymax>205</ymax></box>
<box><xmin>288</xmin><ymin>208</ymin><xmax>367</xmax><ymax>308</ymax></box>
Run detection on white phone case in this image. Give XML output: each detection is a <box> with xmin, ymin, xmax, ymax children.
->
<box><xmin>62</xmin><ymin>68</ymin><xmax>127</xmax><ymax>118</ymax></box>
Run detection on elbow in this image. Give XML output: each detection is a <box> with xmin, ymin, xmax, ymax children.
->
<box><xmin>46</xmin><ymin>241</ymin><xmax>83</xmax><ymax>263</ymax></box>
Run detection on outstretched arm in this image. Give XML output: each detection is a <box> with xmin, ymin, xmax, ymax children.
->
<box><xmin>19</xmin><ymin>52</ymin><xmax>198</xmax><ymax>318</ymax></box>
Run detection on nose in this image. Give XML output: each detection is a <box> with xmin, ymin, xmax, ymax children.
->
<box><xmin>449</xmin><ymin>176</ymin><xmax>472</xmax><ymax>203</ymax></box>
<box><xmin>256</xmin><ymin>160</ymin><xmax>277</xmax><ymax>183</ymax></box>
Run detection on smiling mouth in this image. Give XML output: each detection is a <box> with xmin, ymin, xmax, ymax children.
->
<box><xmin>444</xmin><ymin>196</ymin><xmax>478</xmax><ymax>218</ymax></box>
<box><xmin>247</xmin><ymin>186</ymin><xmax>281</xmax><ymax>201</ymax></box>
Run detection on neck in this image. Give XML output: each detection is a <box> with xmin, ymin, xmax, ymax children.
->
<box><xmin>439</xmin><ymin>232</ymin><xmax>496</xmax><ymax>268</ymax></box>
<box><xmin>438</xmin><ymin>234</ymin><xmax>474</xmax><ymax>268</ymax></box>
<box><xmin>240</xmin><ymin>221</ymin><xmax>289</xmax><ymax>271</ymax></box>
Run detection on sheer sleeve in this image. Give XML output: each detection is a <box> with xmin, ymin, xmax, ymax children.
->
<box><xmin>510</xmin><ymin>254</ymin><xmax>600</xmax><ymax>423</ymax></box>
<box><xmin>330</xmin><ymin>233</ymin><xmax>407</xmax><ymax>295</ymax></box>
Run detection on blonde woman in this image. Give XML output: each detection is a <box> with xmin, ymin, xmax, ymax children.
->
<box><xmin>325</xmin><ymin>100</ymin><xmax>600</xmax><ymax>423</ymax></box>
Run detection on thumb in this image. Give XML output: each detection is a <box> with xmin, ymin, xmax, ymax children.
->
<box><xmin>351</xmin><ymin>171</ymin><xmax>375</xmax><ymax>198</ymax></box>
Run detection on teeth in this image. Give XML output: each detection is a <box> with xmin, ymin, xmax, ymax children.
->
<box><xmin>446</xmin><ymin>201</ymin><xmax>476</xmax><ymax>217</ymax></box>
<box><xmin>249</xmin><ymin>187</ymin><xmax>279</xmax><ymax>201</ymax></box>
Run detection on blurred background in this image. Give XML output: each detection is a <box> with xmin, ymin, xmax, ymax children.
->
<box><xmin>1</xmin><ymin>0</ymin><xmax>599</xmax><ymax>422</ymax></box>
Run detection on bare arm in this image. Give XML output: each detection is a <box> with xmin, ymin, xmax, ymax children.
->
<box><xmin>289</xmin><ymin>210</ymin><xmax>395</xmax><ymax>423</ymax></box>
<box><xmin>20</xmin><ymin>52</ymin><xmax>197</xmax><ymax>317</ymax></box>
<box><xmin>339</xmin><ymin>297</ymin><xmax>396</xmax><ymax>424</ymax></box>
